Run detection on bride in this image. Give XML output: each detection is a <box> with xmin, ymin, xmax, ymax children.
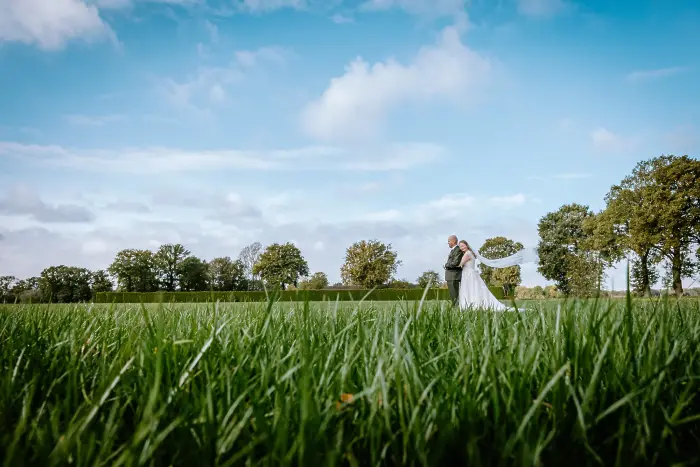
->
<box><xmin>456</xmin><ymin>239</ymin><xmax>538</xmax><ymax>311</ymax></box>
<box><xmin>456</xmin><ymin>240</ymin><xmax>509</xmax><ymax>311</ymax></box>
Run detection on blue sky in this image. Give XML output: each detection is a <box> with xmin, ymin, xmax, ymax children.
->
<box><xmin>0</xmin><ymin>0</ymin><xmax>698</xmax><ymax>288</ymax></box>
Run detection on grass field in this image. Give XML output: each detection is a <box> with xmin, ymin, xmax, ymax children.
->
<box><xmin>1</xmin><ymin>297</ymin><xmax>700</xmax><ymax>466</ymax></box>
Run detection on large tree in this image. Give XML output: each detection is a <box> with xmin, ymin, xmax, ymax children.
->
<box><xmin>0</xmin><ymin>275</ymin><xmax>18</xmax><ymax>303</ymax></box>
<box><xmin>640</xmin><ymin>155</ymin><xmax>700</xmax><ymax>296</ymax></box>
<box><xmin>478</xmin><ymin>236</ymin><xmax>524</xmax><ymax>297</ymax></box>
<box><xmin>592</xmin><ymin>158</ymin><xmax>668</xmax><ymax>296</ymax></box>
<box><xmin>238</xmin><ymin>242</ymin><xmax>262</xmax><ymax>283</ymax></box>
<box><xmin>208</xmin><ymin>256</ymin><xmax>247</xmax><ymax>291</ymax></box>
<box><xmin>108</xmin><ymin>249</ymin><xmax>158</xmax><ymax>292</ymax></box>
<box><xmin>154</xmin><ymin>243</ymin><xmax>191</xmax><ymax>291</ymax></box>
<box><xmin>416</xmin><ymin>270</ymin><xmax>442</xmax><ymax>289</ymax></box>
<box><xmin>39</xmin><ymin>265</ymin><xmax>93</xmax><ymax>303</ymax></box>
<box><xmin>537</xmin><ymin>203</ymin><xmax>602</xmax><ymax>297</ymax></box>
<box><xmin>253</xmin><ymin>242</ymin><xmax>309</xmax><ymax>290</ymax></box>
<box><xmin>178</xmin><ymin>256</ymin><xmax>210</xmax><ymax>291</ymax></box>
<box><xmin>340</xmin><ymin>239</ymin><xmax>401</xmax><ymax>288</ymax></box>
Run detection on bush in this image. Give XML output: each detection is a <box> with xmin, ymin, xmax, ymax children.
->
<box><xmin>95</xmin><ymin>286</ymin><xmax>506</xmax><ymax>303</ymax></box>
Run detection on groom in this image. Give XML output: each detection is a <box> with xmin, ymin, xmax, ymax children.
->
<box><xmin>444</xmin><ymin>235</ymin><xmax>464</xmax><ymax>306</ymax></box>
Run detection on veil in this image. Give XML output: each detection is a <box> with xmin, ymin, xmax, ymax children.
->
<box><xmin>473</xmin><ymin>247</ymin><xmax>539</xmax><ymax>269</ymax></box>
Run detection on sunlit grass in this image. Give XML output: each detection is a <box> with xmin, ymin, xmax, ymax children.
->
<box><xmin>1</xmin><ymin>296</ymin><xmax>699</xmax><ymax>466</ymax></box>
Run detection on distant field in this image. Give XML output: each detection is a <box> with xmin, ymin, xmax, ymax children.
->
<box><xmin>1</xmin><ymin>298</ymin><xmax>699</xmax><ymax>465</ymax></box>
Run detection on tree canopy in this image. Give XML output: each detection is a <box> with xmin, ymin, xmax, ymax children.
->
<box><xmin>340</xmin><ymin>239</ymin><xmax>401</xmax><ymax>288</ymax></box>
<box><xmin>478</xmin><ymin>236</ymin><xmax>524</xmax><ymax>296</ymax></box>
<box><xmin>416</xmin><ymin>270</ymin><xmax>442</xmax><ymax>289</ymax></box>
<box><xmin>252</xmin><ymin>242</ymin><xmax>309</xmax><ymax>290</ymax></box>
<box><xmin>537</xmin><ymin>203</ymin><xmax>602</xmax><ymax>297</ymax></box>
<box><xmin>299</xmin><ymin>272</ymin><xmax>329</xmax><ymax>290</ymax></box>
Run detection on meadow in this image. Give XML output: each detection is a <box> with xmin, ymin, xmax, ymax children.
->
<box><xmin>1</xmin><ymin>296</ymin><xmax>700</xmax><ymax>466</ymax></box>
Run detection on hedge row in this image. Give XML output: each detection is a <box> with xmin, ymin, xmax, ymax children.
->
<box><xmin>95</xmin><ymin>286</ymin><xmax>506</xmax><ymax>303</ymax></box>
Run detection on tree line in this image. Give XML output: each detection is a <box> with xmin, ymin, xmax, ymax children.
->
<box><xmin>1</xmin><ymin>154</ymin><xmax>697</xmax><ymax>303</ymax></box>
<box><xmin>0</xmin><ymin>236</ymin><xmax>524</xmax><ymax>304</ymax></box>
<box><xmin>536</xmin><ymin>155</ymin><xmax>699</xmax><ymax>298</ymax></box>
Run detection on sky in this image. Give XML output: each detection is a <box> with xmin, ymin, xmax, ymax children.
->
<box><xmin>0</xmin><ymin>0</ymin><xmax>698</xmax><ymax>289</ymax></box>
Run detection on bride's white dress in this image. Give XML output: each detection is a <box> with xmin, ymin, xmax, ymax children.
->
<box><xmin>458</xmin><ymin>251</ymin><xmax>508</xmax><ymax>311</ymax></box>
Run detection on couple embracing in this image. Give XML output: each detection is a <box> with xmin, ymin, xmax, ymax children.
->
<box><xmin>443</xmin><ymin>234</ymin><xmax>536</xmax><ymax>311</ymax></box>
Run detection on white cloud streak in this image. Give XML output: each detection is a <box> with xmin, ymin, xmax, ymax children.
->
<box><xmin>0</xmin><ymin>141</ymin><xmax>445</xmax><ymax>173</ymax></box>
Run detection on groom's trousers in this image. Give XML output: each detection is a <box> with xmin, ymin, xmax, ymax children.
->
<box><xmin>447</xmin><ymin>280</ymin><xmax>460</xmax><ymax>306</ymax></box>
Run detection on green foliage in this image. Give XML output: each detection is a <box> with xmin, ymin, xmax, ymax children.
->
<box><xmin>416</xmin><ymin>270</ymin><xmax>442</xmax><ymax>289</ymax></box>
<box><xmin>638</xmin><ymin>155</ymin><xmax>700</xmax><ymax>296</ymax></box>
<box><xmin>39</xmin><ymin>265</ymin><xmax>93</xmax><ymax>303</ymax></box>
<box><xmin>208</xmin><ymin>256</ymin><xmax>247</xmax><ymax>291</ymax></box>
<box><xmin>95</xmin><ymin>286</ymin><xmax>505</xmax><ymax>303</ymax></box>
<box><xmin>2</xmin><ymin>299</ymin><xmax>700</xmax><ymax>465</ymax></box>
<box><xmin>7</xmin><ymin>277</ymin><xmax>41</xmax><ymax>303</ymax></box>
<box><xmin>387</xmin><ymin>278</ymin><xmax>414</xmax><ymax>289</ymax></box>
<box><xmin>154</xmin><ymin>243</ymin><xmax>191</xmax><ymax>291</ymax></box>
<box><xmin>178</xmin><ymin>256</ymin><xmax>209</xmax><ymax>291</ymax></box>
<box><xmin>108</xmin><ymin>249</ymin><xmax>159</xmax><ymax>292</ymax></box>
<box><xmin>598</xmin><ymin>157</ymin><xmax>666</xmax><ymax>296</ymax></box>
<box><xmin>515</xmin><ymin>285</ymin><xmax>562</xmax><ymax>300</ymax></box>
<box><xmin>252</xmin><ymin>242</ymin><xmax>309</xmax><ymax>290</ymax></box>
<box><xmin>0</xmin><ymin>276</ymin><xmax>17</xmax><ymax>303</ymax></box>
<box><xmin>478</xmin><ymin>236</ymin><xmax>524</xmax><ymax>297</ymax></box>
<box><xmin>340</xmin><ymin>239</ymin><xmax>401</xmax><ymax>288</ymax></box>
<box><xmin>90</xmin><ymin>270</ymin><xmax>113</xmax><ymax>293</ymax></box>
<box><xmin>537</xmin><ymin>203</ymin><xmax>602</xmax><ymax>297</ymax></box>
<box><xmin>298</xmin><ymin>272</ymin><xmax>329</xmax><ymax>290</ymax></box>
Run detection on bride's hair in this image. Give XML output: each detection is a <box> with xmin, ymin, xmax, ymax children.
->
<box><xmin>459</xmin><ymin>240</ymin><xmax>475</xmax><ymax>256</ymax></box>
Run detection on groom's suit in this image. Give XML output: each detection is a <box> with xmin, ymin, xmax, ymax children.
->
<box><xmin>444</xmin><ymin>245</ymin><xmax>464</xmax><ymax>306</ymax></box>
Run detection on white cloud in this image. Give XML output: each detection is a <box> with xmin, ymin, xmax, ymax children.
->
<box><xmin>0</xmin><ymin>184</ymin><xmax>544</xmax><ymax>288</ymax></box>
<box><xmin>626</xmin><ymin>66</ymin><xmax>687</xmax><ymax>83</ymax></box>
<box><xmin>330</xmin><ymin>13</ymin><xmax>354</xmax><ymax>23</ymax></box>
<box><xmin>101</xmin><ymin>200</ymin><xmax>151</xmax><ymax>213</ymax></box>
<box><xmin>0</xmin><ymin>141</ymin><xmax>444</xmax><ymax>173</ymax></box>
<box><xmin>0</xmin><ymin>184</ymin><xmax>95</xmax><ymax>223</ymax></box>
<box><xmin>202</xmin><ymin>19</ymin><xmax>218</xmax><ymax>43</ymax></box>
<box><xmin>64</xmin><ymin>114</ymin><xmax>125</xmax><ymax>126</ymax></box>
<box><xmin>300</xmin><ymin>26</ymin><xmax>492</xmax><ymax>143</ymax></box>
<box><xmin>158</xmin><ymin>45</ymin><xmax>291</xmax><ymax>113</ymax></box>
<box><xmin>590</xmin><ymin>127</ymin><xmax>637</xmax><ymax>153</ymax></box>
<box><xmin>360</xmin><ymin>193</ymin><xmax>528</xmax><ymax>227</ymax></box>
<box><xmin>517</xmin><ymin>0</ymin><xmax>569</xmax><ymax>18</ymax></box>
<box><xmin>236</xmin><ymin>0</ymin><xmax>305</xmax><ymax>12</ymax></box>
<box><xmin>234</xmin><ymin>46</ymin><xmax>288</xmax><ymax>68</ymax></box>
<box><xmin>94</xmin><ymin>0</ymin><xmax>200</xmax><ymax>9</ymax></box>
<box><xmin>359</xmin><ymin>0</ymin><xmax>469</xmax><ymax>26</ymax></box>
<box><xmin>0</xmin><ymin>0</ymin><xmax>113</xmax><ymax>50</ymax></box>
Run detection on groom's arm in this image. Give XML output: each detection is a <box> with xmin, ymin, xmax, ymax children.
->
<box><xmin>445</xmin><ymin>249</ymin><xmax>464</xmax><ymax>269</ymax></box>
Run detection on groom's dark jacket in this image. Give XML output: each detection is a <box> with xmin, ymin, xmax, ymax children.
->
<box><xmin>444</xmin><ymin>246</ymin><xmax>464</xmax><ymax>281</ymax></box>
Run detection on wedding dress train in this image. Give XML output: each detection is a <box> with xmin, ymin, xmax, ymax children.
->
<box><xmin>458</xmin><ymin>251</ymin><xmax>508</xmax><ymax>311</ymax></box>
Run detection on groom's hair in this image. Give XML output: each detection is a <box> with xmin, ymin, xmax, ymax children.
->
<box><xmin>449</xmin><ymin>235</ymin><xmax>457</xmax><ymax>242</ymax></box>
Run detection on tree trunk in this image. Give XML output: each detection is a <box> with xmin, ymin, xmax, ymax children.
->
<box><xmin>640</xmin><ymin>251</ymin><xmax>651</xmax><ymax>298</ymax></box>
<box><xmin>671</xmin><ymin>247</ymin><xmax>684</xmax><ymax>298</ymax></box>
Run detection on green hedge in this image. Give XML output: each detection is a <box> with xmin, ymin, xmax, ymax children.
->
<box><xmin>95</xmin><ymin>286</ymin><xmax>506</xmax><ymax>303</ymax></box>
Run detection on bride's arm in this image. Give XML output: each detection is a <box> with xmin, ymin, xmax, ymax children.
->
<box><xmin>458</xmin><ymin>251</ymin><xmax>471</xmax><ymax>267</ymax></box>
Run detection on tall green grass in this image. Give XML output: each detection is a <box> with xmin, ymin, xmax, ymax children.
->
<box><xmin>1</xmin><ymin>297</ymin><xmax>699</xmax><ymax>466</ymax></box>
